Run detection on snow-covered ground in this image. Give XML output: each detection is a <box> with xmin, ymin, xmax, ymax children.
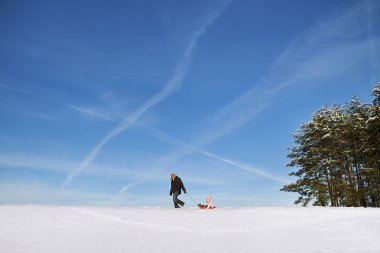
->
<box><xmin>1</xmin><ymin>206</ymin><xmax>379</xmax><ymax>253</ymax></box>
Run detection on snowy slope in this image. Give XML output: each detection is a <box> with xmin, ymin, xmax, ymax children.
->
<box><xmin>0</xmin><ymin>206</ymin><xmax>379</xmax><ymax>253</ymax></box>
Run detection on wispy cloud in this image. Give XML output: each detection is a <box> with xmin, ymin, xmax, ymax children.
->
<box><xmin>0</xmin><ymin>182</ymin><xmax>116</xmax><ymax>206</ymax></box>
<box><xmin>0</xmin><ymin>81</ymin><xmax>119</xmax><ymax>123</ymax></box>
<box><xmin>0</xmin><ymin>153</ymin><xmax>75</xmax><ymax>172</ymax></box>
<box><xmin>0</xmin><ymin>152</ymin><xmax>148</xmax><ymax>183</ymax></box>
<box><xmin>0</xmin><ymin>81</ymin><xmax>57</xmax><ymax>103</ymax></box>
<box><xmin>198</xmin><ymin>1</ymin><xmax>376</xmax><ymax>144</ymax></box>
<box><xmin>61</xmin><ymin>0</ymin><xmax>232</xmax><ymax>188</ymax></box>
<box><xmin>0</xmin><ymin>82</ymin><xmax>32</xmax><ymax>95</ymax></box>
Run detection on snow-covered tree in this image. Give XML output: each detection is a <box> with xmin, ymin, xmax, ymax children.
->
<box><xmin>282</xmin><ymin>84</ymin><xmax>380</xmax><ymax>207</ymax></box>
<box><xmin>367</xmin><ymin>83</ymin><xmax>380</xmax><ymax>206</ymax></box>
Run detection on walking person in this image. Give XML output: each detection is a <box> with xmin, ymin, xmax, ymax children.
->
<box><xmin>169</xmin><ymin>172</ymin><xmax>187</xmax><ymax>208</ymax></box>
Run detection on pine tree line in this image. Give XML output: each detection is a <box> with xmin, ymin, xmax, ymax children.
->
<box><xmin>281</xmin><ymin>84</ymin><xmax>380</xmax><ymax>207</ymax></box>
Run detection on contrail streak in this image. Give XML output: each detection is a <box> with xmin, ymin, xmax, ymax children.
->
<box><xmin>61</xmin><ymin>0</ymin><xmax>232</xmax><ymax>188</ymax></box>
<box><xmin>65</xmin><ymin>104</ymin><xmax>117</xmax><ymax>123</ymax></box>
<box><xmin>139</xmin><ymin>125</ymin><xmax>290</xmax><ymax>183</ymax></box>
<box><xmin>116</xmin><ymin>180</ymin><xmax>147</xmax><ymax>197</ymax></box>
<box><xmin>198</xmin><ymin>151</ymin><xmax>290</xmax><ymax>184</ymax></box>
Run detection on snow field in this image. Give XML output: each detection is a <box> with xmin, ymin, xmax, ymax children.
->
<box><xmin>0</xmin><ymin>206</ymin><xmax>379</xmax><ymax>253</ymax></box>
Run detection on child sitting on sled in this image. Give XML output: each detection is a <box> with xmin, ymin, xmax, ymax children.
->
<box><xmin>197</xmin><ymin>195</ymin><xmax>216</xmax><ymax>209</ymax></box>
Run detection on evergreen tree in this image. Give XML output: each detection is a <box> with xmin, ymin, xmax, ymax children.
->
<box><xmin>282</xmin><ymin>84</ymin><xmax>380</xmax><ymax>207</ymax></box>
<box><xmin>367</xmin><ymin>83</ymin><xmax>380</xmax><ymax>206</ymax></box>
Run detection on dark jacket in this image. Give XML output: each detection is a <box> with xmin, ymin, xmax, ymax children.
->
<box><xmin>170</xmin><ymin>176</ymin><xmax>186</xmax><ymax>195</ymax></box>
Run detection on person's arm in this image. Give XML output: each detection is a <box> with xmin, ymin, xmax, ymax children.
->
<box><xmin>179</xmin><ymin>178</ymin><xmax>187</xmax><ymax>193</ymax></box>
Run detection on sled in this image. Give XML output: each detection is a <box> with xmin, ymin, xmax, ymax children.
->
<box><xmin>197</xmin><ymin>204</ymin><xmax>216</xmax><ymax>209</ymax></box>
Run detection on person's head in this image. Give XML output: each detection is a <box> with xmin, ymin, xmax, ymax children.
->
<box><xmin>170</xmin><ymin>172</ymin><xmax>176</xmax><ymax>181</ymax></box>
<box><xmin>207</xmin><ymin>195</ymin><xmax>212</xmax><ymax>202</ymax></box>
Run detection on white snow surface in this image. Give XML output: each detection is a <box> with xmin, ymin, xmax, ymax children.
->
<box><xmin>1</xmin><ymin>206</ymin><xmax>379</xmax><ymax>253</ymax></box>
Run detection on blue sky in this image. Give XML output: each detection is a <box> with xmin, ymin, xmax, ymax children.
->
<box><xmin>0</xmin><ymin>0</ymin><xmax>379</xmax><ymax>207</ymax></box>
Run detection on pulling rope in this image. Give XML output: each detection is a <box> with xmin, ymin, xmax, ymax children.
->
<box><xmin>185</xmin><ymin>193</ymin><xmax>198</xmax><ymax>205</ymax></box>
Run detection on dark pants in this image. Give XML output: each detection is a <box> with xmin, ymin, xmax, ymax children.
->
<box><xmin>172</xmin><ymin>191</ymin><xmax>184</xmax><ymax>208</ymax></box>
